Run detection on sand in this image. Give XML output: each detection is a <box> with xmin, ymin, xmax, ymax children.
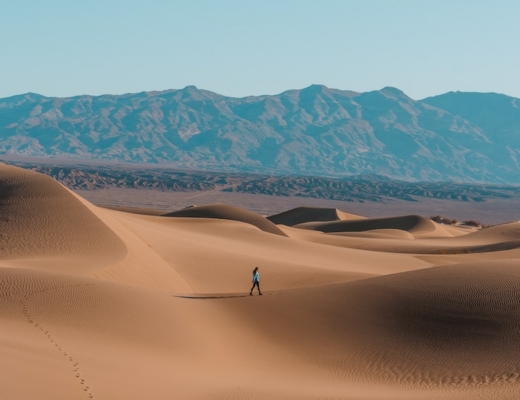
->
<box><xmin>2</xmin><ymin>162</ymin><xmax>520</xmax><ymax>399</ymax></box>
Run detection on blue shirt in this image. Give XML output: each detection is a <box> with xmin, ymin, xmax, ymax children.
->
<box><xmin>253</xmin><ymin>271</ymin><xmax>259</xmax><ymax>283</ymax></box>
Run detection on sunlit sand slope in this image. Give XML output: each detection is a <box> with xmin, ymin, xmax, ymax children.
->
<box><xmin>0</xmin><ymin>163</ymin><xmax>126</xmax><ymax>263</ymax></box>
<box><xmin>101</xmin><ymin>212</ymin><xmax>431</xmax><ymax>292</ymax></box>
<box><xmin>281</xmin><ymin>220</ymin><xmax>520</xmax><ymax>257</ymax></box>
<box><xmin>295</xmin><ymin>214</ymin><xmax>437</xmax><ymax>234</ymax></box>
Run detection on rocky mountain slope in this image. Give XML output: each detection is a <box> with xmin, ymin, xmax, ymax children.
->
<box><xmin>1</xmin><ymin>86</ymin><xmax>519</xmax><ymax>183</ymax></box>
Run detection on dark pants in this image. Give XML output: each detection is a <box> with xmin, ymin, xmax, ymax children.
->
<box><xmin>250</xmin><ymin>281</ymin><xmax>261</xmax><ymax>294</ymax></box>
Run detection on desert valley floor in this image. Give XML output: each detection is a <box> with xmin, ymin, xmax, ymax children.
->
<box><xmin>2</xmin><ymin>162</ymin><xmax>520</xmax><ymax>399</ymax></box>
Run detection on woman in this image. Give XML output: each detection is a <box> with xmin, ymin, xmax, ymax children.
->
<box><xmin>250</xmin><ymin>267</ymin><xmax>262</xmax><ymax>296</ymax></box>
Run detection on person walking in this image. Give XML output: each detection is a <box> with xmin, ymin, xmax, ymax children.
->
<box><xmin>250</xmin><ymin>267</ymin><xmax>262</xmax><ymax>296</ymax></box>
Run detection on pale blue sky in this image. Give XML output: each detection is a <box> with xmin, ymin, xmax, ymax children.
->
<box><xmin>1</xmin><ymin>0</ymin><xmax>519</xmax><ymax>99</ymax></box>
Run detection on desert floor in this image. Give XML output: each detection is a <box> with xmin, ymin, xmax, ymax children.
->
<box><xmin>2</xmin><ymin>162</ymin><xmax>520</xmax><ymax>399</ymax></box>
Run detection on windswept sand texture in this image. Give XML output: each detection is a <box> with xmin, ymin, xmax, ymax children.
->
<box><xmin>0</xmin><ymin>164</ymin><xmax>127</xmax><ymax>266</ymax></box>
<box><xmin>2</xmin><ymin>163</ymin><xmax>520</xmax><ymax>399</ymax></box>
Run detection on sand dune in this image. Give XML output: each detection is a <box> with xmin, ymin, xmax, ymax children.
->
<box><xmin>0</xmin><ymin>163</ymin><xmax>127</xmax><ymax>266</ymax></box>
<box><xmin>165</xmin><ymin>203</ymin><xmax>287</xmax><ymax>236</ymax></box>
<box><xmin>280</xmin><ymin>219</ymin><xmax>520</xmax><ymax>257</ymax></box>
<box><xmin>267</xmin><ymin>206</ymin><xmax>365</xmax><ymax>226</ymax></box>
<box><xmin>294</xmin><ymin>214</ymin><xmax>437</xmax><ymax>234</ymax></box>
<box><xmin>2</xmin><ymin>163</ymin><xmax>520</xmax><ymax>399</ymax></box>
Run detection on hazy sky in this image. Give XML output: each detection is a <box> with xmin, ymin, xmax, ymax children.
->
<box><xmin>2</xmin><ymin>0</ymin><xmax>519</xmax><ymax>99</ymax></box>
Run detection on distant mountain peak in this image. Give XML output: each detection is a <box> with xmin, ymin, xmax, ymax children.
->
<box><xmin>181</xmin><ymin>85</ymin><xmax>199</xmax><ymax>91</ymax></box>
<box><xmin>4</xmin><ymin>92</ymin><xmax>46</xmax><ymax>102</ymax></box>
<box><xmin>379</xmin><ymin>86</ymin><xmax>407</xmax><ymax>98</ymax></box>
<box><xmin>307</xmin><ymin>84</ymin><xmax>329</xmax><ymax>89</ymax></box>
<box><xmin>301</xmin><ymin>84</ymin><xmax>330</xmax><ymax>93</ymax></box>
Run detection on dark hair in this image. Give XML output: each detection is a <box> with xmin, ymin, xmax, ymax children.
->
<box><xmin>252</xmin><ymin>267</ymin><xmax>258</xmax><ymax>275</ymax></box>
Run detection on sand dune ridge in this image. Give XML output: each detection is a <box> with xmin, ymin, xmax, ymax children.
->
<box><xmin>267</xmin><ymin>206</ymin><xmax>364</xmax><ymax>226</ymax></box>
<box><xmin>164</xmin><ymin>203</ymin><xmax>287</xmax><ymax>236</ymax></box>
<box><xmin>0</xmin><ymin>163</ymin><xmax>127</xmax><ymax>263</ymax></box>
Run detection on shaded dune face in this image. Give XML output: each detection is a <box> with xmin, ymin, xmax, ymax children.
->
<box><xmin>224</xmin><ymin>261</ymin><xmax>520</xmax><ymax>387</ymax></box>
<box><xmin>0</xmin><ymin>164</ymin><xmax>127</xmax><ymax>261</ymax></box>
<box><xmin>164</xmin><ymin>203</ymin><xmax>287</xmax><ymax>236</ymax></box>
<box><xmin>348</xmin><ymin>262</ymin><xmax>520</xmax><ymax>385</ymax></box>
<box><xmin>296</xmin><ymin>214</ymin><xmax>436</xmax><ymax>233</ymax></box>
<box><xmin>267</xmin><ymin>206</ymin><xmax>364</xmax><ymax>226</ymax></box>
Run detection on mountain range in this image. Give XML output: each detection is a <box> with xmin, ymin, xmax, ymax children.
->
<box><xmin>1</xmin><ymin>85</ymin><xmax>519</xmax><ymax>183</ymax></box>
